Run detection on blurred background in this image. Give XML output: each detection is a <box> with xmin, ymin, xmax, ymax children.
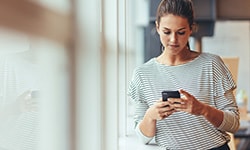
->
<box><xmin>0</xmin><ymin>0</ymin><xmax>249</xmax><ymax>150</ymax></box>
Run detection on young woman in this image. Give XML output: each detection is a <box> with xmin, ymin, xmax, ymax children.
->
<box><xmin>128</xmin><ymin>0</ymin><xmax>239</xmax><ymax>149</ymax></box>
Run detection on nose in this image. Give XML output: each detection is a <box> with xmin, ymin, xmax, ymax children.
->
<box><xmin>170</xmin><ymin>33</ymin><xmax>177</xmax><ymax>42</ymax></box>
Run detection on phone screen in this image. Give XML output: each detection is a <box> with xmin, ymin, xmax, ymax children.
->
<box><xmin>162</xmin><ymin>90</ymin><xmax>180</xmax><ymax>101</ymax></box>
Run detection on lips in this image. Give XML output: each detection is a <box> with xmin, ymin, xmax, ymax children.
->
<box><xmin>168</xmin><ymin>44</ymin><xmax>179</xmax><ymax>48</ymax></box>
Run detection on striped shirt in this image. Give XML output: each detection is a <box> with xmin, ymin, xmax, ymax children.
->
<box><xmin>128</xmin><ymin>52</ymin><xmax>239</xmax><ymax>150</ymax></box>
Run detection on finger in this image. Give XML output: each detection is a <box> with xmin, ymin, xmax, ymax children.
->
<box><xmin>179</xmin><ymin>89</ymin><xmax>193</xmax><ymax>99</ymax></box>
<box><xmin>156</xmin><ymin>101</ymin><xmax>170</xmax><ymax>108</ymax></box>
<box><xmin>161</xmin><ymin>106</ymin><xmax>175</xmax><ymax>113</ymax></box>
<box><xmin>164</xmin><ymin>110</ymin><xmax>174</xmax><ymax>117</ymax></box>
<box><xmin>156</xmin><ymin>99</ymin><xmax>162</xmax><ymax>102</ymax></box>
<box><xmin>156</xmin><ymin>112</ymin><xmax>166</xmax><ymax>120</ymax></box>
<box><xmin>173</xmin><ymin>103</ymin><xmax>187</xmax><ymax>110</ymax></box>
<box><xmin>168</xmin><ymin>98</ymin><xmax>183</xmax><ymax>104</ymax></box>
<box><xmin>155</xmin><ymin>98</ymin><xmax>165</xmax><ymax>106</ymax></box>
<box><xmin>164</xmin><ymin>112</ymin><xmax>169</xmax><ymax>117</ymax></box>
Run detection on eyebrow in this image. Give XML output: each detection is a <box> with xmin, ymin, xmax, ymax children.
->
<box><xmin>163</xmin><ymin>27</ymin><xmax>186</xmax><ymax>31</ymax></box>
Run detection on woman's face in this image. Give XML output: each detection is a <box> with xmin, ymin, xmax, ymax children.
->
<box><xmin>156</xmin><ymin>14</ymin><xmax>192</xmax><ymax>55</ymax></box>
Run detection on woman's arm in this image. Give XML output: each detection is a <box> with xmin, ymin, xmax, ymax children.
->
<box><xmin>214</xmin><ymin>91</ymin><xmax>240</xmax><ymax>133</ymax></box>
<box><xmin>200</xmin><ymin>91</ymin><xmax>239</xmax><ymax>133</ymax></box>
<box><xmin>139</xmin><ymin>107</ymin><xmax>157</xmax><ymax>137</ymax></box>
<box><xmin>170</xmin><ymin>89</ymin><xmax>240</xmax><ymax>133</ymax></box>
<box><xmin>133</xmin><ymin>99</ymin><xmax>175</xmax><ymax>144</ymax></box>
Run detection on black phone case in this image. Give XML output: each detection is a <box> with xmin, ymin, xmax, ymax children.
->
<box><xmin>162</xmin><ymin>90</ymin><xmax>180</xmax><ymax>101</ymax></box>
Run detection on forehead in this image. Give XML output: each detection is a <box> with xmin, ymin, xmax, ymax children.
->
<box><xmin>159</xmin><ymin>14</ymin><xmax>189</xmax><ymax>29</ymax></box>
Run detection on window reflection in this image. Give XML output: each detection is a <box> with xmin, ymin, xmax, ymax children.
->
<box><xmin>0</xmin><ymin>30</ymin><xmax>40</xmax><ymax>150</ymax></box>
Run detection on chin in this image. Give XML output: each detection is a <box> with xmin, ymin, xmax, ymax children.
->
<box><xmin>166</xmin><ymin>47</ymin><xmax>180</xmax><ymax>53</ymax></box>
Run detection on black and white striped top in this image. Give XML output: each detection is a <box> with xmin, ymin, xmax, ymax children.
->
<box><xmin>128</xmin><ymin>53</ymin><xmax>239</xmax><ymax>150</ymax></box>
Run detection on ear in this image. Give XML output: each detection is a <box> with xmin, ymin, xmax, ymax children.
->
<box><xmin>189</xmin><ymin>30</ymin><xmax>193</xmax><ymax>36</ymax></box>
<box><xmin>190</xmin><ymin>23</ymin><xmax>197</xmax><ymax>35</ymax></box>
<box><xmin>188</xmin><ymin>25</ymin><xmax>193</xmax><ymax>36</ymax></box>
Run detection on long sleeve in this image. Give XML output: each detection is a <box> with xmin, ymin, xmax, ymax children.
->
<box><xmin>131</xmin><ymin>95</ymin><xmax>154</xmax><ymax>144</ymax></box>
<box><xmin>217</xmin><ymin>91</ymin><xmax>240</xmax><ymax>133</ymax></box>
<box><xmin>135</xmin><ymin>121</ymin><xmax>153</xmax><ymax>144</ymax></box>
<box><xmin>128</xmin><ymin>68</ymin><xmax>154</xmax><ymax>144</ymax></box>
<box><xmin>212</xmin><ymin>56</ymin><xmax>240</xmax><ymax>133</ymax></box>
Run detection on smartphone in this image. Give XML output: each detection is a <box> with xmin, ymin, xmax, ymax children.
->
<box><xmin>162</xmin><ymin>90</ymin><xmax>180</xmax><ymax>101</ymax></box>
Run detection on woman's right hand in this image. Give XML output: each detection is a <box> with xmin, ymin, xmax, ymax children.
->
<box><xmin>145</xmin><ymin>98</ymin><xmax>175</xmax><ymax>121</ymax></box>
<box><xmin>139</xmin><ymin>98</ymin><xmax>175</xmax><ymax>137</ymax></box>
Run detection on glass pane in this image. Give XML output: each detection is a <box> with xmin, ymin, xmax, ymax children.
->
<box><xmin>124</xmin><ymin>0</ymin><xmax>250</xmax><ymax>149</ymax></box>
<box><xmin>0</xmin><ymin>29</ymin><xmax>39</xmax><ymax>150</ymax></box>
<box><xmin>0</xmin><ymin>28</ymin><xmax>70</xmax><ymax>150</ymax></box>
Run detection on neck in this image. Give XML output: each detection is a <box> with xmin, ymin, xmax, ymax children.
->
<box><xmin>156</xmin><ymin>49</ymin><xmax>198</xmax><ymax>66</ymax></box>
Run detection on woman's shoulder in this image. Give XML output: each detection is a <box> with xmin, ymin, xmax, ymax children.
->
<box><xmin>130</xmin><ymin>58</ymin><xmax>157</xmax><ymax>81</ymax></box>
<box><xmin>134</xmin><ymin>58</ymin><xmax>157</xmax><ymax>71</ymax></box>
<box><xmin>199</xmin><ymin>52</ymin><xmax>222</xmax><ymax>62</ymax></box>
<box><xmin>199</xmin><ymin>52</ymin><xmax>228</xmax><ymax>73</ymax></box>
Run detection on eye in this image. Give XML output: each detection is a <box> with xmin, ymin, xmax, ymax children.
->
<box><xmin>178</xmin><ymin>31</ymin><xmax>185</xmax><ymax>35</ymax></box>
<box><xmin>163</xmin><ymin>31</ymin><xmax>171</xmax><ymax>35</ymax></box>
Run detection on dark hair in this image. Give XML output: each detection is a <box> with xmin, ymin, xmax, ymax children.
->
<box><xmin>156</xmin><ymin>0</ymin><xmax>194</xmax><ymax>29</ymax></box>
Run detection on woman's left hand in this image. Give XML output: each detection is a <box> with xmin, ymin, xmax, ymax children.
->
<box><xmin>168</xmin><ymin>89</ymin><xmax>206</xmax><ymax>116</ymax></box>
